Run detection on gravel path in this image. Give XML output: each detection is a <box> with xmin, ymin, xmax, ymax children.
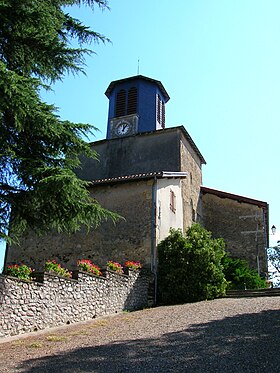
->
<box><xmin>0</xmin><ymin>296</ymin><xmax>280</xmax><ymax>372</ymax></box>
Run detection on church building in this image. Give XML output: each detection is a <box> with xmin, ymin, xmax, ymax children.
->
<box><xmin>5</xmin><ymin>75</ymin><xmax>269</xmax><ymax>277</ymax></box>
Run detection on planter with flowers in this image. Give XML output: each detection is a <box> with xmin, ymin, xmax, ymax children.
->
<box><xmin>124</xmin><ymin>261</ymin><xmax>142</xmax><ymax>271</ymax></box>
<box><xmin>106</xmin><ymin>261</ymin><xmax>124</xmax><ymax>275</ymax></box>
<box><xmin>44</xmin><ymin>260</ymin><xmax>72</xmax><ymax>278</ymax></box>
<box><xmin>5</xmin><ymin>263</ymin><xmax>34</xmax><ymax>281</ymax></box>
<box><xmin>77</xmin><ymin>259</ymin><xmax>102</xmax><ymax>276</ymax></box>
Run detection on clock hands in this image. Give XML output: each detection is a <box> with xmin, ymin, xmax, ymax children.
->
<box><xmin>116</xmin><ymin>121</ymin><xmax>130</xmax><ymax>136</ymax></box>
<box><xmin>120</xmin><ymin>123</ymin><xmax>128</xmax><ymax>133</ymax></box>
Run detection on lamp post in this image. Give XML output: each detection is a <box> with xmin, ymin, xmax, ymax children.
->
<box><xmin>271</xmin><ymin>225</ymin><xmax>276</xmax><ymax>235</ymax></box>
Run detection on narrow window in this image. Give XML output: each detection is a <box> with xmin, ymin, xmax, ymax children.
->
<box><xmin>157</xmin><ymin>94</ymin><xmax>165</xmax><ymax>128</ymax></box>
<box><xmin>115</xmin><ymin>89</ymin><xmax>126</xmax><ymax>117</ymax></box>
<box><xmin>162</xmin><ymin>101</ymin><xmax>165</xmax><ymax>128</ymax></box>
<box><xmin>127</xmin><ymin>87</ymin><xmax>137</xmax><ymax>114</ymax></box>
<box><xmin>170</xmin><ymin>189</ymin><xmax>176</xmax><ymax>213</ymax></box>
<box><xmin>157</xmin><ymin>95</ymin><xmax>161</xmax><ymax>123</ymax></box>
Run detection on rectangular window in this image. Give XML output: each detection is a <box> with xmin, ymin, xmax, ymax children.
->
<box><xmin>170</xmin><ymin>189</ymin><xmax>176</xmax><ymax>213</ymax></box>
<box><xmin>156</xmin><ymin>94</ymin><xmax>165</xmax><ymax>129</ymax></box>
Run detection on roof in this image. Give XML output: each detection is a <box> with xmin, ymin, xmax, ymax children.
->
<box><xmin>90</xmin><ymin>171</ymin><xmax>187</xmax><ymax>185</ymax></box>
<box><xmin>105</xmin><ymin>75</ymin><xmax>170</xmax><ymax>102</ymax></box>
<box><xmin>177</xmin><ymin>126</ymin><xmax>206</xmax><ymax>165</ymax></box>
<box><xmin>201</xmin><ymin>186</ymin><xmax>268</xmax><ymax>208</ymax></box>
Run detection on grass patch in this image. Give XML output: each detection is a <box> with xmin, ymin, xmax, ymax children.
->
<box><xmin>12</xmin><ymin>340</ymin><xmax>25</xmax><ymax>346</ymax></box>
<box><xmin>28</xmin><ymin>342</ymin><xmax>43</xmax><ymax>348</ymax></box>
<box><xmin>46</xmin><ymin>335</ymin><xmax>68</xmax><ymax>342</ymax></box>
<box><xmin>89</xmin><ymin>320</ymin><xmax>108</xmax><ymax>328</ymax></box>
<box><xmin>69</xmin><ymin>330</ymin><xmax>89</xmax><ymax>336</ymax></box>
<box><xmin>120</xmin><ymin>316</ymin><xmax>131</xmax><ymax>321</ymax></box>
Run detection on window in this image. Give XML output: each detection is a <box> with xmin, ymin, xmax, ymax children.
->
<box><xmin>115</xmin><ymin>89</ymin><xmax>126</xmax><ymax>117</ymax></box>
<box><xmin>157</xmin><ymin>94</ymin><xmax>165</xmax><ymax>128</ymax></box>
<box><xmin>115</xmin><ymin>87</ymin><xmax>137</xmax><ymax>117</ymax></box>
<box><xmin>170</xmin><ymin>189</ymin><xmax>176</xmax><ymax>213</ymax></box>
<box><xmin>127</xmin><ymin>87</ymin><xmax>137</xmax><ymax>114</ymax></box>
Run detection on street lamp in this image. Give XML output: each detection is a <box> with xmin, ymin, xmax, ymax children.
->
<box><xmin>271</xmin><ymin>225</ymin><xmax>276</xmax><ymax>235</ymax></box>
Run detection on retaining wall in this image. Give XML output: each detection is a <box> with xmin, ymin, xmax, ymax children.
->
<box><xmin>0</xmin><ymin>268</ymin><xmax>150</xmax><ymax>338</ymax></box>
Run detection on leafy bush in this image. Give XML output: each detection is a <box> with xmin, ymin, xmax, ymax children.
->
<box><xmin>45</xmin><ymin>260</ymin><xmax>71</xmax><ymax>278</ymax></box>
<box><xmin>6</xmin><ymin>263</ymin><xmax>33</xmax><ymax>281</ymax></box>
<box><xmin>106</xmin><ymin>261</ymin><xmax>124</xmax><ymax>274</ymax></box>
<box><xmin>157</xmin><ymin>224</ymin><xmax>227</xmax><ymax>304</ymax></box>
<box><xmin>77</xmin><ymin>259</ymin><xmax>102</xmax><ymax>276</ymax></box>
<box><xmin>221</xmin><ymin>255</ymin><xmax>268</xmax><ymax>290</ymax></box>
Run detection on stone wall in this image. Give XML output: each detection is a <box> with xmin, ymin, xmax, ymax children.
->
<box><xmin>0</xmin><ymin>268</ymin><xmax>150</xmax><ymax>339</ymax></box>
<box><xmin>180</xmin><ymin>134</ymin><xmax>203</xmax><ymax>230</ymax></box>
<box><xmin>201</xmin><ymin>189</ymin><xmax>268</xmax><ymax>273</ymax></box>
<box><xmin>75</xmin><ymin>128</ymin><xmax>181</xmax><ymax>181</ymax></box>
<box><xmin>6</xmin><ymin>180</ymin><xmax>153</xmax><ymax>270</ymax></box>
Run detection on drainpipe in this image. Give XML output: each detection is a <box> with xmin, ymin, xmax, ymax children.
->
<box><xmin>151</xmin><ymin>176</ymin><xmax>158</xmax><ymax>305</ymax></box>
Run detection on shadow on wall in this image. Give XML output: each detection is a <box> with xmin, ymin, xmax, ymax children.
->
<box><xmin>17</xmin><ymin>309</ymin><xmax>280</xmax><ymax>372</ymax></box>
<box><xmin>124</xmin><ymin>268</ymin><xmax>153</xmax><ymax>310</ymax></box>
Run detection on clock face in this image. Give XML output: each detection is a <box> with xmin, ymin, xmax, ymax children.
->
<box><xmin>116</xmin><ymin>121</ymin><xmax>131</xmax><ymax>136</ymax></box>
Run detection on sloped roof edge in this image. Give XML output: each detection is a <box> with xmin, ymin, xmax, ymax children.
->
<box><xmin>177</xmin><ymin>126</ymin><xmax>206</xmax><ymax>165</ymax></box>
<box><xmin>90</xmin><ymin>171</ymin><xmax>187</xmax><ymax>185</ymax></box>
<box><xmin>201</xmin><ymin>186</ymin><xmax>268</xmax><ymax>208</ymax></box>
<box><xmin>105</xmin><ymin>75</ymin><xmax>170</xmax><ymax>102</ymax></box>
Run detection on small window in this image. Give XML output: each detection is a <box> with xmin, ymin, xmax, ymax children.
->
<box><xmin>157</xmin><ymin>94</ymin><xmax>165</xmax><ymax>128</ymax></box>
<box><xmin>115</xmin><ymin>87</ymin><xmax>138</xmax><ymax>117</ymax></box>
<box><xmin>127</xmin><ymin>87</ymin><xmax>137</xmax><ymax>114</ymax></box>
<box><xmin>115</xmin><ymin>89</ymin><xmax>126</xmax><ymax>117</ymax></box>
<box><xmin>170</xmin><ymin>189</ymin><xmax>176</xmax><ymax>213</ymax></box>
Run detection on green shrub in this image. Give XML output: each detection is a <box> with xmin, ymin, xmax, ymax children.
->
<box><xmin>221</xmin><ymin>255</ymin><xmax>268</xmax><ymax>290</ymax></box>
<box><xmin>157</xmin><ymin>224</ymin><xmax>227</xmax><ymax>304</ymax></box>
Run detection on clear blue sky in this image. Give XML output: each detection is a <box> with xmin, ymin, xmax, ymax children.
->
<box><xmin>1</xmin><ymin>0</ymin><xmax>280</xmax><ymax>269</ymax></box>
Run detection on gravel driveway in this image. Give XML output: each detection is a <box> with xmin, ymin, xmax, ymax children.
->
<box><xmin>0</xmin><ymin>296</ymin><xmax>279</xmax><ymax>372</ymax></box>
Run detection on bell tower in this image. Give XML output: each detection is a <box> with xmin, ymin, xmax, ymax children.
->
<box><xmin>105</xmin><ymin>75</ymin><xmax>170</xmax><ymax>139</ymax></box>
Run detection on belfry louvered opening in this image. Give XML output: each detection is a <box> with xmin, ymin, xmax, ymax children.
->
<box><xmin>115</xmin><ymin>89</ymin><xmax>126</xmax><ymax>117</ymax></box>
<box><xmin>127</xmin><ymin>87</ymin><xmax>137</xmax><ymax>114</ymax></box>
<box><xmin>157</xmin><ymin>94</ymin><xmax>165</xmax><ymax>128</ymax></box>
<box><xmin>115</xmin><ymin>87</ymin><xmax>138</xmax><ymax>117</ymax></box>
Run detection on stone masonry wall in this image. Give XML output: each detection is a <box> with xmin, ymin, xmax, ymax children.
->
<box><xmin>201</xmin><ymin>192</ymin><xmax>267</xmax><ymax>273</ymax></box>
<box><xmin>180</xmin><ymin>135</ymin><xmax>203</xmax><ymax>230</ymax></box>
<box><xmin>6</xmin><ymin>180</ymin><xmax>153</xmax><ymax>271</ymax></box>
<box><xmin>0</xmin><ymin>268</ymin><xmax>150</xmax><ymax>339</ymax></box>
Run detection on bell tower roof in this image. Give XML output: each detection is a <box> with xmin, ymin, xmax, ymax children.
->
<box><xmin>105</xmin><ymin>75</ymin><xmax>170</xmax><ymax>102</ymax></box>
<box><xmin>105</xmin><ymin>75</ymin><xmax>170</xmax><ymax>139</ymax></box>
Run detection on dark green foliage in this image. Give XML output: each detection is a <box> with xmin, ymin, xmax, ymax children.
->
<box><xmin>221</xmin><ymin>255</ymin><xmax>268</xmax><ymax>290</ymax></box>
<box><xmin>157</xmin><ymin>224</ymin><xmax>227</xmax><ymax>305</ymax></box>
<box><xmin>0</xmin><ymin>0</ymin><xmax>119</xmax><ymax>242</ymax></box>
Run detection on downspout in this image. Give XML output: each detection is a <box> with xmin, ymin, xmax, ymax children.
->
<box><xmin>151</xmin><ymin>176</ymin><xmax>158</xmax><ymax>305</ymax></box>
<box><xmin>263</xmin><ymin>206</ymin><xmax>269</xmax><ymax>274</ymax></box>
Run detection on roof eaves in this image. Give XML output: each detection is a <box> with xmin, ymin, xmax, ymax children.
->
<box><xmin>201</xmin><ymin>186</ymin><xmax>268</xmax><ymax>208</ymax></box>
<box><xmin>90</xmin><ymin>171</ymin><xmax>187</xmax><ymax>185</ymax></box>
<box><xmin>105</xmin><ymin>75</ymin><xmax>170</xmax><ymax>102</ymax></box>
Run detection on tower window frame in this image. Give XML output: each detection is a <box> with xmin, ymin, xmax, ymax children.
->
<box><xmin>156</xmin><ymin>94</ymin><xmax>165</xmax><ymax>129</ymax></box>
<box><xmin>115</xmin><ymin>87</ymin><xmax>138</xmax><ymax>117</ymax></box>
<box><xmin>170</xmin><ymin>189</ymin><xmax>176</xmax><ymax>213</ymax></box>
